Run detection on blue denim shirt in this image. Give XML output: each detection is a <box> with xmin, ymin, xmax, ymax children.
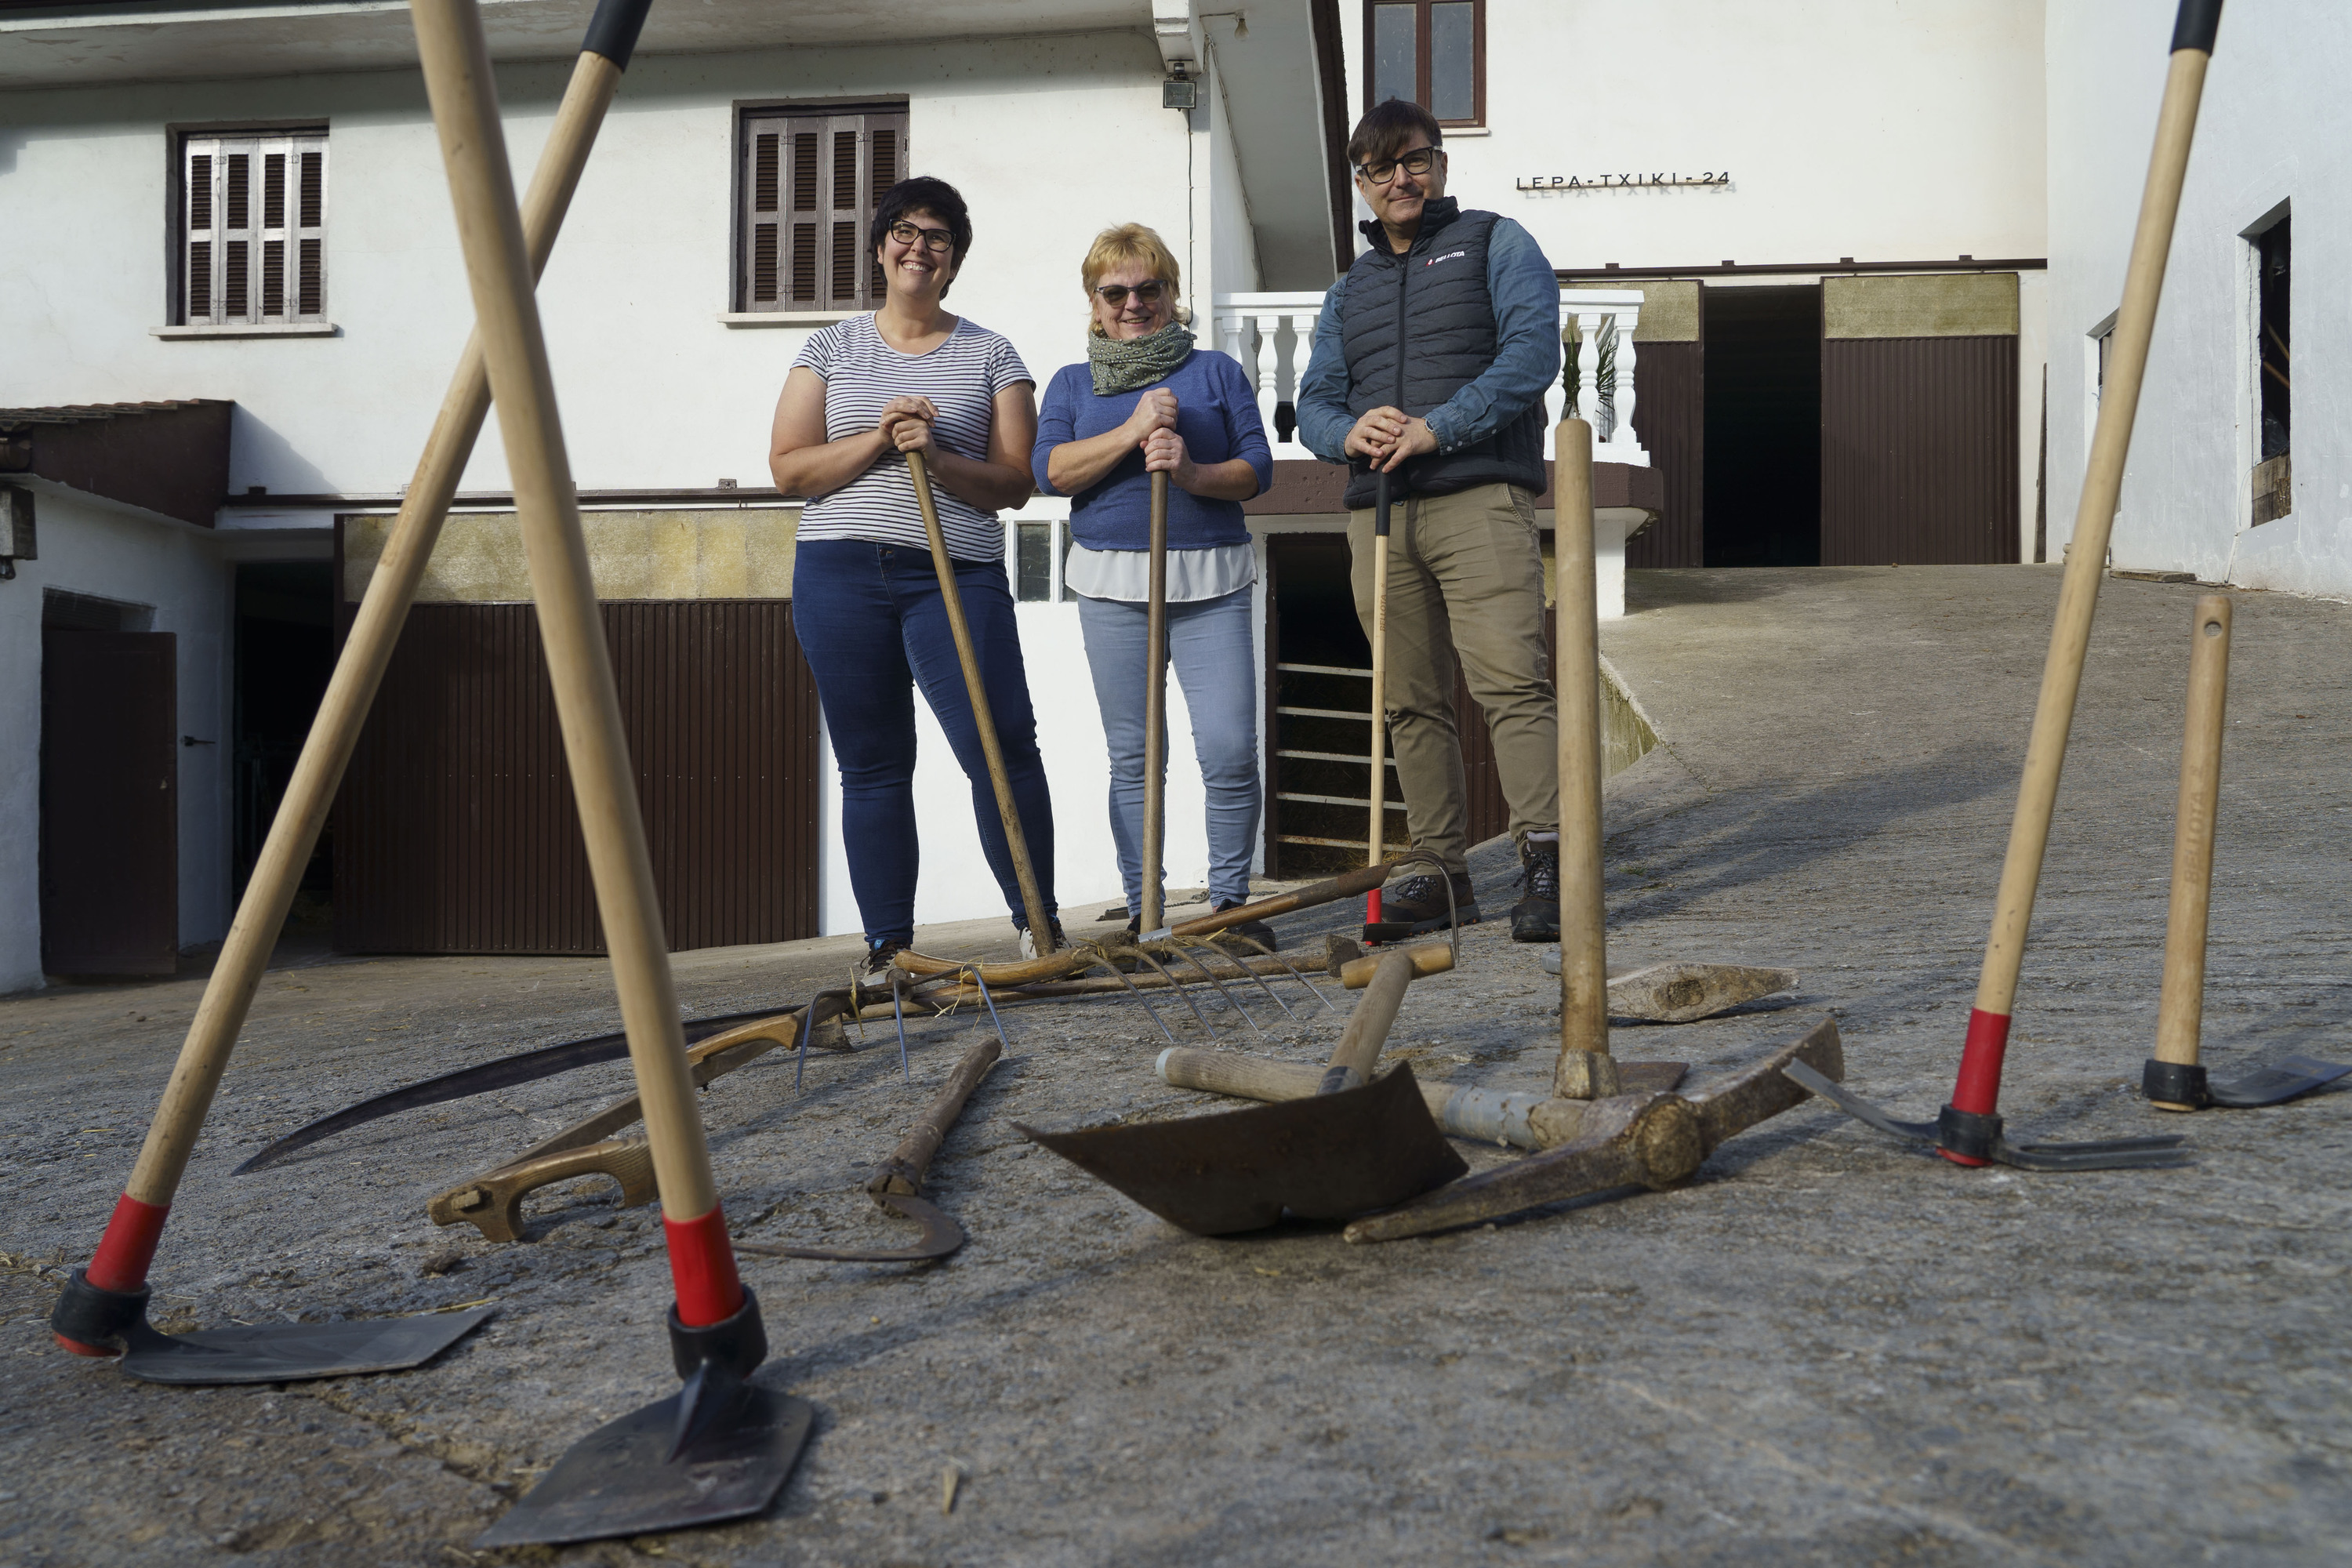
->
<box><xmin>1295</xmin><ymin>215</ymin><xmax>1559</xmax><ymax>465</ymax></box>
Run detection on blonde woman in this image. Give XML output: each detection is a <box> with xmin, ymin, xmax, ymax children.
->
<box><xmin>1032</xmin><ymin>224</ymin><xmax>1276</xmax><ymax>946</ymax></box>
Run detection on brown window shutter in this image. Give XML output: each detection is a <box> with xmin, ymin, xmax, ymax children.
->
<box><xmin>181</xmin><ymin>131</ymin><xmax>325</xmax><ymax>325</ymax></box>
<box><xmin>737</xmin><ymin>107</ymin><xmax>906</xmax><ymax>313</ymax></box>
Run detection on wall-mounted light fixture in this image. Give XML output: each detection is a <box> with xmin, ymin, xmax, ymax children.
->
<box><xmin>1163</xmin><ymin>64</ymin><xmax>1198</xmax><ymax>111</ymax></box>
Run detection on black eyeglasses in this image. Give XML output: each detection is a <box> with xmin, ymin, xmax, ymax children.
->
<box><xmin>1094</xmin><ymin>281</ymin><xmax>1168</xmax><ymax>307</ymax></box>
<box><xmin>887</xmin><ymin>220</ymin><xmax>956</xmax><ymax>253</ymax></box>
<box><xmin>1355</xmin><ymin>146</ymin><xmax>1441</xmax><ymax>186</ymax></box>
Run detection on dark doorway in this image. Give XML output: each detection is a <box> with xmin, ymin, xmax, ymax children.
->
<box><xmin>1261</xmin><ymin>534</ymin><xmax>1530</xmax><ymax>877</ymax></box>
<box><xmin>40</xmin><ymin>617</ymin><xmax>178</xmax><ymax>975</ymax></box>
<box><xmin>233</xmin><ymin>562</ymin><xmax>336</xmax><ymax>913</ymax></box>
<box><xmin>1703</xmin><ymin>285</ymin><xmax>1821</xmax><ymax>566</ymax></box>
<box><xmin>1265</xmin><ymin>534</ymin><xmax>1388</xmax><ymax>877</ymax></box>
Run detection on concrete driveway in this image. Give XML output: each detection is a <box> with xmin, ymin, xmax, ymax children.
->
<box><xmin>3</xmin><ymin>565</ymin><xmax>2347</xmax><ymax>1566</ymax></box>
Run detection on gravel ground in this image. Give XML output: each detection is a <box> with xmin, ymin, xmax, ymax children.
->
<box><xmin>3</xmin><ymin>564</ymin><xmax>2348</xmax><ymax>1567</ymax></box>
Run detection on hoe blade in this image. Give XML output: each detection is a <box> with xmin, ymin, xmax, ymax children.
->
<box><xmin>477</xmin><ymin>1373</ymin><xmax>815</xmax><ymax>1548</ymax></box>
<box><xmin>120</xmin><ymin>1306</ymin><xmax>496</xmax><ymax>1385</ymax></box>
<box><xmin>2209</xmin><ymin>1054</ymin><xmax>2352</xmax><ymax>1109</ymax></box>
<box><xmin>1017</xmin><ymin>1065</ymin><xmax>1466</xmax><ymax>1236</ymax></box>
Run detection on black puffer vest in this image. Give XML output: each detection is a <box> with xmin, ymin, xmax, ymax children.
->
<box><xmin>1338</xmin><ymin>198</ymin><xmax>1548</xmax><ymax>508</ymax></box>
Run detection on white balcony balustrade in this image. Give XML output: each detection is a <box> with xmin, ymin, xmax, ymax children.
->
<box><xmin>1210</xmin><ymin>289</ymin><xmax>1649</xmax><ymax>466</ymax></box>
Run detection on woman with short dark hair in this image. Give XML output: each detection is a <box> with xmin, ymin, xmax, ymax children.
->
<box><xmin>769</xmin><ymin>176</ymin><xmax>1060</xmax><ymax>971</ymax></box>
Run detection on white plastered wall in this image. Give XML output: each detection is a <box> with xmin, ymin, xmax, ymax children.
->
<box><xmin>0</xmin><ymin>491</ymin><xmax>232</xmax><ymax>993</ymax></box>
<box><xmin>2046</xmin><ymin>0</ymin><xmax>2352</xmax><ymax>593</ymax></box>
<box><xmin>0</xmin><ymin>31</ymin><xmax>1237</xmax><ymax>940</ymax></box>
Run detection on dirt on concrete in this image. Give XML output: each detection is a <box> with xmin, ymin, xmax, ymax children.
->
<box><xmin>3</xmin><ymin>566</ymin><xmax>2349</xmax><ymax>1566</ymax></box>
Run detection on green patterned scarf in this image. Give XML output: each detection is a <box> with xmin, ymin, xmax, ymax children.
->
<box><xmin>1088</xmin><ymin>321</ymin><xmax>1196</xmax><ymax>395</ymax></box>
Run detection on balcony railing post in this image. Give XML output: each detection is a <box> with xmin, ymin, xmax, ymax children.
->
<box><xmin>1253</xmin><ymin>310</ymin><xmax>1283</xmax><ymax>445</ymax></box>
<box><xmin>1607</xmin><ymin>305</ymin><xmax>1639</xmax><ymax>452</ymax></box>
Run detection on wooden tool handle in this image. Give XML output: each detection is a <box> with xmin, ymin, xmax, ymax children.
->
<box><xmin>2154</xmin><ymin>595</ymin><xmax>2231</xmax><ymax>1072</ymax></box>
<box><xmin>1324</xmin><ymin>949</ymin><xmax>1416</xmax><ymax>1091</ymax></box>
<box><xmin>1140</xmin><ymin>470</ymin><xmax>1170</xmax><ymax>935</ymax></box>
<box><xmin>1167</xmin><ymin>863</ymin><xmax>1392</xmax><ymax>938</ymax></box>
<box><xmin>866</xmin><ymin>1036</ymin><xmax>1001</xmax><ymax>1197</ymax></box>
<box><xmin>906</xmin><ymin>450</ymin><xmax>1056</xmax><ymax>948</ymax></box>
<box><xmin>430</xmin><ymin>1136</ymin><xmax>655</xmax><ymax>1243</ymax></box>
<box><xmin>1965</xmin><ymin>29</ymin><xmax>2212</xmax><ymax>1073</ymax></box>
<box><xmin>1338</xmin><ymin>941</ymin><xmax>1453</xmax><ymax>989</ymax></box>
<box><xmin>116</xmin><ymin>41</ymin><xmax>626</xmax><ymax>1222</ymax></box>
<box><xmin>1551</xmin><ymin>416</ymin><xmax>1611</xmax><ymax>1097</ymax></box>
<box><xmin>1367</xmin><ymin>526</ymin><xmax>1392</xmax><ymax>874</ymax></box>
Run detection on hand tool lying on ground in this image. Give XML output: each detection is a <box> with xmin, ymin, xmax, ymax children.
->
<box><xmin>738</xmin><ymin>1035</ymin><xmax>1000</xmax><ymax>1264</ymax></box>
<box><xmin>1017</xmin><ymin>947</ymin><xmax>1468</xmax><ymax>1235</ymax></box>
<box><xmin>2140</xmin><ymin>597</ymin><xmax>2348</xmax><ymax>1111</ymax></box>
<box><xmin>1156</xmin><ymin>1048</ymin><xmax>1684</xmax><ymax>1150</ymax></box>
<box><xmin>427</xmin><ymin>1012</ymin><xmax>806</xmax><ymax>1242</ymax></box>
<box><xmin>410</xmin><ymin>4</ymin><xmax>808</xmax><ymax>1543</ymax></box>
<box><xmin>1344</xmin><ymin>1019</ymin><xmax>1844</xmax><ymax>1243</ymax></box>
<box><xmin>1811</xmin><ymin>0</ymin><xmax>2217</xmax><ymax>1171</ymax></box>
<box><xmin>907</xmin><ymin>448</ymin><xmax>1058</xmax><ymax>953</ymax></box>
<box><xmin>234</xmin><ymin>1001</ymin><xmax>842</xmax><ymax>1174</ymax></box>
<box><xmin>46</xmin><ymin>0</ymin><xmax>656</xmax><ymax>1385</ymax></box>
<box><xmin>1541</xmin><ymin>949</ymin><xmax>1800</xmax><ymax>1024</ymax></box>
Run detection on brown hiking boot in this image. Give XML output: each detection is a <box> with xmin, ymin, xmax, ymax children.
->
<box><xmin>1377</xmin><ymin>871</ymin><xmax>1479</xmax><ymax>934</ymax></box>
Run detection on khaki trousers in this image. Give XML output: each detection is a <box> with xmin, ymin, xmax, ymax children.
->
<box><xmin>1348</xmin><ymin>481</ymin><xmax>1559</xmax><ymax>875</ymax></box>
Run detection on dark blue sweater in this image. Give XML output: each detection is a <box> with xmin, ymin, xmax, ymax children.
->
<box><xmin>1032</xmin><ymin>348</ymin><xmax>1272</xmax><ymax>551</ymax></box>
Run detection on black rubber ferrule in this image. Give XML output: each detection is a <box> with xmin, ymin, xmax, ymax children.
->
<box><xmin>2142</xmin><ymin>1058</ymin><xmax>2212</xmax><ymax>1109</ymax></box>
<box><xmin>2171</xmin><ymin>0</ymin><xmax>2222</xmax><ymax>55</ymax></box>
<box><xmin>668</xmin><ymin>1287</ymin><xmax>768</xmax><ymax>1381</ymax></box>
<box><xmin>49</xmin><ymin>1269</ymin><xmax>151</xmax><ymax>1348</ymax></box>
<box><xmin>581</xmin><ymin>0</ymin><xmax>654</xmax><ymax>70</ymax></box>
<box><xmin>1935</xmin><ymin>1105</ymin><xmax>2002</xmax><ymax>1163</ymax></box>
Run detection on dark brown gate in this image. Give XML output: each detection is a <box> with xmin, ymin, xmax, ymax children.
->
<box><xmin>1820</xmin><ymin>273</ymin><xmax>2021</xmax><ymax>565</ymax></box>
<box><xmin>1622</xmin><ymin>280</ymin><xmax>1704</xmax><ymax>568</ymax></box>
<box><xmin>41</xmin><ymin>627</ymin><xmax>178</xmax><ymax>975</ymax></box>
<box><xmin>334</xmin><ymin>600</ymin><xmax>821</xmax><ymax>954</ymax></box>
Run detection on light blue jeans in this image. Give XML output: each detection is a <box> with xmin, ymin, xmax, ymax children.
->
<box><xmin>1076</xmin><ymin>586</ymin><xmax>1261</xmax><ymax>913</ymax></box>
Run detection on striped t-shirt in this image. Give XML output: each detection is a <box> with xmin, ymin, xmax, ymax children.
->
<box><xmin>791</xmin><ymin>314</ymin><xmax>1034</xmax><ymax>561</ymax></box>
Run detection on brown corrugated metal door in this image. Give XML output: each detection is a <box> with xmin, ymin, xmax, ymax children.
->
<box><xmin>1820</xmin><ymin>274</ymin><xmax>2021</xmax><ymax>565</ymax></box>
<box><xmin>335</xmin><ymin>601</ymin><xmax>819</xmax><ymax>953</ymax></box>
<box><xmin>40</xmin><ymin>626</ymin><xmax>178</xmax><ymax>975</ymax></box>
<box><xmin>1621</xmin><ymin>281</ymin><xmax>1704</xmax><ymax>568</ymax></box>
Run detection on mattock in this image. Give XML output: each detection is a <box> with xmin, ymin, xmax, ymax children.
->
<box><xmin>410</xmin><ymin>0</ymin><xmax>807</xmax><ymax>1544</ymax></box>
<box><xmin>1810</xmin><ymin>0</ymin><xmax>2218</xmax><ymax>1172</ymax></box>
<box><xmin>46</xmin><ymin>0</ymin><xmax>655</xmax><ymax>1385</ymax></box>
<box><xmin>2139</xmin><ymin>596</ymin><xmax>2349</xmax><ymax>1112</ymax></box>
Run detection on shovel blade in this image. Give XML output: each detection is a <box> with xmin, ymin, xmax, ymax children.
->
<box><xmin>1017</xmin><ymin>1064</ymin><xmax>1467</xmax><ymax>1236</ymax></box>
<box><xmin>477</xmin><ymin>1381</ymin><xmax>814</xmax><ymax>1548</ymax></box>
<box><xmin>2208</xmin><ymin>1054</ymin><xmax>2352</xmax><ymax>1109</ymax></box>
<box><xmin>119</xmin><ymin>1306</ymin><xmax>496</xmax><ymax>1385</ymax></box>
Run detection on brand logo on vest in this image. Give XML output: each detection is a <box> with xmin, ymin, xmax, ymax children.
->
<box><xmin>1422</xmin><ymin>249</ymin><xmax>1468</xmax><ymax>267</ymax></box>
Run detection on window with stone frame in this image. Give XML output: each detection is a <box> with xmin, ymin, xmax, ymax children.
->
<box><xmin>180</xmin><ymin>131</ymin><xmax>328</xmax><ymax>326</ymax></box>
<box><xmin>736</xmin><ymin>105</ymin><xmax>909</xmax><ymax>314</ymax></box>
<box><xmin>1365</xmin><ymin>0</ymin><xmax>1484</xmax><ymax>127</ymax></box>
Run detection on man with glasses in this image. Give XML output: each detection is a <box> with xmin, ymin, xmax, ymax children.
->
<box><xmin>1296</xmin><ymin>98</ymin><xmax>1566</xmax><ymax>941</ymax></box>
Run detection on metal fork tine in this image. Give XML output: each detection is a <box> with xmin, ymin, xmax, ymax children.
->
<box><xmin>1076</xmin><ymin>945</ymin><xmax>1182</xmax><ymax>1049</ymax></box>
<box><xmin>1160</xmin><ymin>939</ymin><xmax>1269</xmax><ymax>1039</ymax></box>
<box><xmin>891</xmin><ymin>977</ymin><xmax>910</xmax><ymax>1083</ymax></box>
<box><xmin>969</xmin><ymin>970</ymin><xmax>1013</xmax><ymax>1053</ymax></box>
<box><xmin>1130</xmin><ymin>946</ymin><xmax>1218</xmax><ymax>1038</ymax></box>
<box><xmin>1210</xmin><ymin>931</ymin><xmax>1334</xmax><ymax>1015</ymax></box>
<box><xmin>1174</xmin><ymin>935</ymin><xmax>1297</xmax><ymax>1022</ymax></box>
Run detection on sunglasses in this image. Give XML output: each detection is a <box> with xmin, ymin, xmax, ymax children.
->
<box><xmin>887</xmin><ymin>220</ymin><xmax>956</xmax><ymax>253</ymax></box>
<box><xmin>1094</xmin><ymin>280</ymin><xmax>1169</xmax><ymax>307</ymax></box>
<box><xmin>1355</xmin><ymin>146</ymin><xmax>1441</xmax><ymax>186</ymax></box>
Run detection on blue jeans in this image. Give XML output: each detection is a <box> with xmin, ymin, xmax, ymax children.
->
<box><xmin>793</xmin><ymin>539</ymin><xmax>1058</xmax><ymax>946</ymax></box>
<box><xmin>1076</xmin><ymin>586</ymin><xmax>1261</xmax><ymax>911</ymax></box>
